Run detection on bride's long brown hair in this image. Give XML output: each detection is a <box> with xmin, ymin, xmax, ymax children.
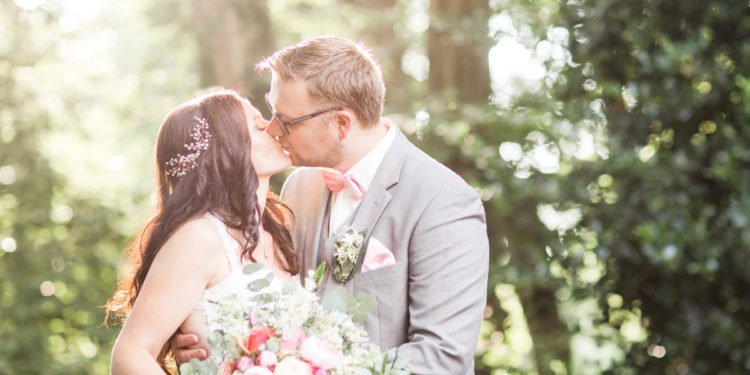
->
<box><xmin>105</xmin><ymin>89</ymin><xmax>298</xmax><ymax>367</ymax></box>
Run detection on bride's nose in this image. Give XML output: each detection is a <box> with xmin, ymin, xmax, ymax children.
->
<box><xmin>260</xmin><ymin>118</ymin><xmax>281</xmax><ymax>141</ymax></box>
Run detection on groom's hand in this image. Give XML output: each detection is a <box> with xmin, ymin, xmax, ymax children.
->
<box><xmin>172</xmin><ymin>332</ymin><xmax>208</xmax><ymax>364</ymax></box>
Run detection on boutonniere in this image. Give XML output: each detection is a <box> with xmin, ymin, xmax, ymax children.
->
<box><xmin>332</xmin><ymin>225</ymin><xmax>368</xmax><ymax>284</ymax></box>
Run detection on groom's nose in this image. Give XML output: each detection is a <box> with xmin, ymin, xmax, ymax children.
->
<box><xmin>267</xmin><ymin>117</ymin><xmax>285</xmax><ymax>137</ymax></box>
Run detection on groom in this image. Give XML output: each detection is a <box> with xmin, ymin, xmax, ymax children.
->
<box><xmin>175</xmin><ymin>36</ymin><xmax>489</xmax><ymax>374</ymax></box>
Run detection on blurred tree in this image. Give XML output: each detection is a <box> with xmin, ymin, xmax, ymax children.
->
<box><xmin>415</xmin><ymin>1</ymin><xmax>574</xmax><ymax>374</ymax></box>
<box><xmin>427</xmin><ymin>0</ymin><xmax>491</xmax><ymax>103</ymax></box>
<box><xmin>342</xmin><ymin>0</ymin><xmax>415</xmax><ymax>113</ymax></box>
<box><xmin>190</xmin><ymin>0</ymin><xmax>275</xmax><ymax>103</ymax></box>
<box><xmin>0</xmin><ymin>2</ymin><xmax>128</xmax><ymax>373</ymax></box>
<box><xmin>544</xmin><ymin>0</ymin><xmax>750</xmax><ymax>373</ymax></box>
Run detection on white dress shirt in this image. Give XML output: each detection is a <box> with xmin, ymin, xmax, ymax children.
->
<box><xmin>329</xmin><ymin>119</ymin><xmax>397</xmax><ymax>234</ymax></box>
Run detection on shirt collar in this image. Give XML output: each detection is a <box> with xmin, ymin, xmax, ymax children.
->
<box><xmin>344</xmin><ymin>118</ymin><xmax>397</xmax><ymax>193</ymax></box>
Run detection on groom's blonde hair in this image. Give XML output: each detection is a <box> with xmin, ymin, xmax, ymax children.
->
<box><xmin>257</xmin><ymin>36</ymin><xmax>385</xmax><ymax>128</ymax></box>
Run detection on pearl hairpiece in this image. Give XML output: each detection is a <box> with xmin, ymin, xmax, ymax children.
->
<box><xmin>165</xmin><ymin>116</ymin><xmax>212</xmax><ymax>178</ymax></box>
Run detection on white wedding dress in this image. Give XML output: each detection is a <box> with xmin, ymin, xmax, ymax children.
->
<box><xmin>179</xmin><ymin>212</ymin><xmax>294</xmax><ymax>362</ymax></box>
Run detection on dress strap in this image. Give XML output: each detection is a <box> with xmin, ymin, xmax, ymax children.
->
<box><xmin>204</xmin><ymin>213</ymin><xmax>242</xmax><ymax>272</ymax></box>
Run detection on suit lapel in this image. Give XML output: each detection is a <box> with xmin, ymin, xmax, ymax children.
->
<box><xmin>322</xmin><ymin>129</ymin><xmax>410</xmax><ymax>290</ymax></box>
<box><xmin>350</xmin><ymin>179</ymin><xmax>391</xmax><ymax>245</ymax></box>
<box><xmin>352</xmin><ymin>128</ymin><xmax>409</xmax><ymax>234</ymax></box>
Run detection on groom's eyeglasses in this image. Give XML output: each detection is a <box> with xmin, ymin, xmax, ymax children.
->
<box><xmin>265</xmin><ymin>94</ymin><xmax>341</xmax><ymax>135</ymax></box>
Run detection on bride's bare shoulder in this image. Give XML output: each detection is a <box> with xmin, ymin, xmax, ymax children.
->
<box><xmin>159</xmin><ymin>216</ymin><xmax>223</xmax><ymax>258</ymax></box>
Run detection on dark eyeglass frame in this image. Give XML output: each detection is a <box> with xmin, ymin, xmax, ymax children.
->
<box><xmin>265</xmin><ymin>93</ymin><xmax>342</xmax><ymax>134</ymax></box>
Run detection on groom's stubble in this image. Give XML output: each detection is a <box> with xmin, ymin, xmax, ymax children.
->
<box><xmin>287</xmin><ymin>128</ymin><xmax>344</xmax><ymax>169</ymax></box>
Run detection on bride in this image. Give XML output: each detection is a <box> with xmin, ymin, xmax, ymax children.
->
<box><xmin>106</xmin><ymin>89</ymin><xmax>299</xmax><ymax>373</ymax></box>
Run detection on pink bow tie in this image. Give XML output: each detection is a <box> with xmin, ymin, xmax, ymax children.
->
<box><xmin>320</xmin><ymin>168</ymin><xmax>365</xmax><ymax>199</ymax></box>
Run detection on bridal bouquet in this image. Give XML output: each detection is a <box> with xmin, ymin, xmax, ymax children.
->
<box><xmin>179</xmin><ymin>264</ymin><xmax>408</xmax><ymax>375</ymax></box>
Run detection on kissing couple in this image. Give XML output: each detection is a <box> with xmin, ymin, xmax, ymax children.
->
<box><xmin>107</xmin><ymin>36</ymin><xmax>489</xmax><ymax>374</ymax></box>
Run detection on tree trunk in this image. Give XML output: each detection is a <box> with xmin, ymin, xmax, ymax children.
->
<box><xmin>518</xmin><ymin>285</ymin><xmax>571</xmax><ymax>375</ymax></box>
<box><xmin>342</xmin><ymin>0</ymin><xmax>412</xmax><ymax>113</ymax></box>
<box><xmin>427</xmin><ymin>0</ymin><xmax>492</xmax><ymax>103</ymax></box>
<box><xmin>191</xmin><ymin>0</ymin><xmax>274</xmax><ymax>104</ymax></box>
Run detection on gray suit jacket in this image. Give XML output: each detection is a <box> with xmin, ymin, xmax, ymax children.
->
<box><xmin>281</xmin><ymin>127</ymin><xmax>489</xmax><ymax>374</ymax></box>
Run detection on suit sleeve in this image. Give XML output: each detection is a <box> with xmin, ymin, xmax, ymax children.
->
<box><xmin>280</xmin><ymin>168</ymin><xmax>309</xmax><ymax>211</ymax></box>
<box><xmin>279</xmin><ymin>169</ymin><xmax>306</xmax><ymax>266</ymax></box>
<box><xmin>279</xmin><ymin>169</ymin><xmax>297</xmax><ymax>201</ymax></box>
<box><xmin>388</xmin><ymin>183</ymin><xmax>489</xmax><ymax>374</ymax></box>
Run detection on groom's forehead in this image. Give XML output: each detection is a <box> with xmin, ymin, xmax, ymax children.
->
<box><xmin>270</xmin><ymin>79</ymin><xmax>312</xmax><ymax>108</ymax></box>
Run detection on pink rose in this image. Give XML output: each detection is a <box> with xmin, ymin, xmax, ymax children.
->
<box><xmin>244</xmin><ymin>367</ymin><xmax>273</xmax><ymax>375</ymax></box>
<box><xmin>256</xmin><ymin>350</ymin><xmax>278</xmax><ymax>369</ymax></box>
<box><xmin>299</xmin><ymin>337</ymin><xmax>343</xmax><ymax>370</ymax></box>
<box><xmin>245</xmin><ymin>326</ymin><xmax>275</xmax><ymax>353</ymax></box>
<box><xmin>280</xmin><ymin>327</ymin><xmax>306</xmax><ymax>354</ymax></box>
<box><xmin>273</xmin><ymin>357</ymin><xmax>313</xmax><ymax>375</ymax></box>
<box><xmin>236</xmin><ymin>356</ymin><xmax>254</xmax><ymax>372</ymax></box>
<box><xmin>219</xmin><ymin>363</ymin><xmax>234</xmax><ymax>375</ymax></box>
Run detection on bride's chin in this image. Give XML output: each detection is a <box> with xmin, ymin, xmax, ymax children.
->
<box><xmin>281</xmin><ymin>154</ymin><xmax>293</xmax><ymax>168</ymax></box>
<box><xmin>271</xmin><ymin>160</ymin><xmax>292</xmax><ymax>175</ymax></box>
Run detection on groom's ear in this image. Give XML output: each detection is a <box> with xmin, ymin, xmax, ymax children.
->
<box><xmin>335</xmin><ymin>110</ymin><xmax>353</xmax><ymax>141</ymax></box>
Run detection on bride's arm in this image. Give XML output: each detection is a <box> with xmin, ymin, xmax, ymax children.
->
<box><xmin>110</xmin><ymin>219</ymin><xmax>221</xmax><ymax>374</ymax></box>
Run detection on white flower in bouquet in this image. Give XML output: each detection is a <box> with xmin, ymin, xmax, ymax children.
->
<box><xmin>299</xmin><ymin>336</ymin><xmax>343</xmax><ymax>370</ymax></box>
<box><xmin>274</xmin><ymin>357</ymin><xmax>313</xmax><ymax>375</ymax></box>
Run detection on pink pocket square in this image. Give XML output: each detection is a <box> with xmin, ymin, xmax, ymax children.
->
<box><xmin>361</xmin><ymin>237</ymin><xmax>396</xmax><ymax>272</ymax></box>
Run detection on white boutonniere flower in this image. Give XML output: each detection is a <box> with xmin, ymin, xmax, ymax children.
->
<box><xmin>332</xmin><ymin>226</ymin><xmax>368</xmax><ymax>283</ymax></box>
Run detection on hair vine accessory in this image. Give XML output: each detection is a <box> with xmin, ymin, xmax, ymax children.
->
<box><xmin>166</xmin><ymin>116</ymin><xmax>212</xmax><ymax>178</ymax></box>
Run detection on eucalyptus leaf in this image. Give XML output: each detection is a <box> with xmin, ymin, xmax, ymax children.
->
<box><xmin>346</xmin><ymin>292</ymin><xmax>376</xmax><ymax>322</ymax></box>
<box><xmin>243</xmin><ymin>263</ymin><xmax>264</xmax><ymax>275</ymax></box>
<box><xmin>264</xmin><ymin>271</ymin><xmax>275</xmax><ymax>281</ymax></box>
<box><xmin>179</xmin><ymin>358</ymin><xmax>218</xmax><ymax>375</ymax></box>
<box><xmin>356</xmin><ymin>292</ymin><xmax>377</xmax><ymax>312</ymax></box>
<box><xmin>259</xmin><ymin>292</ymin><xmax>278</xmax><ymax>303</ymax></box>
<box><xmin>322</xmin><ymin>286</ymin><xmax>349</xmax><ymax>313</ymax></box>
<box><xmin>350</xmin><ymin>308</ymin><xmax>368</xmax><ymax>323</ymax></box>
<box><xmin>207</xmin><ymin>331</ymin><xmax>226</xmax><ymax>354</ymax></box>
<box><xmin>248</xmin><ymin>278</ymin><xmax>271</xmax><ymax>291</ymax></box>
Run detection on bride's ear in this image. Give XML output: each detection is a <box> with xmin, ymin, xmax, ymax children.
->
<box><xmin>335</xmin><ymin>110</ymin><xmax>353</xmax><ymax>141</ymax></box>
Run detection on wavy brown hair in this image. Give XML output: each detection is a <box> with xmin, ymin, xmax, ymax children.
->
<box><xmin>105</xmin><ymin>89</ymin><xmax>297</xmax><ymax>368</ymax></box>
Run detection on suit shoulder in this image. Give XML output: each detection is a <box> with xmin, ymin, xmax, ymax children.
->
<box><xmin>285</xmin><ymin>167</ymin><xmax>324</xmax><ymax>185</ymax></box>
<box><xmin>281</xmin><ymin>167</ymin><xmax>323</xmax><ymax>197</ymax></box>
<box><xmin>400</xmin><ymin>142</ymin><xmax>479</xmax><ymax>199</ymax></box>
